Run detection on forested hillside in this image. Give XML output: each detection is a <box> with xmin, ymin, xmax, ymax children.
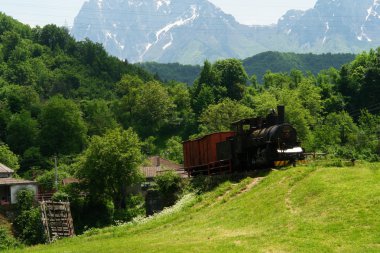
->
<box><xmin>243</xmin><ymin>52</ymin><xmax>356</xmax><ymax>82</ymax></box>
<box><xmin>0</xmin><ymin>12</ymin><xmax>379</xmax><ymax>249</ymax></box>
<box><xmin>139</xmin><ymin>52</ymin><xmax>355</xmax><ymax>84</ymax></box>
<box><xmin>137</xmin><ymin>62</ymin><xmax>202</xmax><ymax>85</ymax></box>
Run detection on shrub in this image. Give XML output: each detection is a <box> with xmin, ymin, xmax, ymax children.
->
<box><xmin>16</xmin><ymin>188</ymin><xmax>35</xmax><ymax>212</ymax></box>
<box><xmin>113</xmin><ymin>195</ymin><xmax>145</xmax><ymax>223</ymax></box>
<box><xmin>13</xmin><ymin>208</ymin><xmax>45</xmax><ymax>245</ymax></box>
<box><xmin>155</xmin><ymin>170</ymin><xmax>182</xmax><ymax>206</ymax></box>
<box><xmin>13</xmin><ymin>188</ymin><xmax>45</xmax><ymax>245</ymax></box>
<box><xmin>36</xmin><ymin>169</ymin><xmax>70</xmax><ymax>192</ymax></box>
<box><xmin>51</xmin><ymin>191</ymin><xmax>69</xmax><ymax>202</ymax></box>
<box><xmin>0</xmin><ymin>227</ymin><xmax>21</xmax><ymax>250</ymax></box>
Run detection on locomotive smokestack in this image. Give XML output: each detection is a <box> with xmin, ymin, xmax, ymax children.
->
<box><xmin>277</xmin><ymin>105</ymin><xmax>285</xmax><ymax>124</ymax></box>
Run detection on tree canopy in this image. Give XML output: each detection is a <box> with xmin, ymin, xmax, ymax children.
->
<box><xmin>77</xmin><ymin>128</ymin><xmax>143</xmax><ymax>209</ymax></box>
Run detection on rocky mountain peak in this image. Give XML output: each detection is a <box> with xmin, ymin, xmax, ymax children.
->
<box><xmin>71</xmin><ymin>0</ymin><xmax>380</xmax><ymax>64</ymax></box>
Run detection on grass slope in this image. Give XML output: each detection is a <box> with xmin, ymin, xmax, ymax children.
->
<box><xmin>12</xmin><ymin>162</ymin><xmax>380</xmax><ymax>252</ymax></box>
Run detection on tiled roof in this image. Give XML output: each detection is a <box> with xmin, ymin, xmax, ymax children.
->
<box><xmin>148</xmin><ymin>156</ymin><xmax>183</xmax><ymax>170</ymax></box>
<box><xmin>0</xmin><ymin>178</ymin><xmax>37</xmax><ymax>186</ymax></box>
<box><xmin>62</xmin><ymin>178</ymin><xmax>80</xmax><ymax>185</ymax></box>
<box><xmin>140</xmin><ymin>167</ymin><xmax>160</xmax><ymax>178</ymax></box>
<box><xmin>0</xmin><ymin>163</ymin><xmax>14</xmax><ymax>174</ymax></box>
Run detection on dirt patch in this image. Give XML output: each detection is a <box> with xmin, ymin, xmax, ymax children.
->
<box><xmin>240</xmin><ymin>177</ymin><xmax>264</xmax><ymax>194</ymax></box>
<box><xmin>215</xmin><ymin>178</ymin><xmax>263</xmax><ymax>203</ymax></box>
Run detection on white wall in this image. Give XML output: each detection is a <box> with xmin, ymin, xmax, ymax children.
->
<box><xmin>10</xmin><ymin>184</ymin><xmax>38</xmax><ymax>204</ymax></box>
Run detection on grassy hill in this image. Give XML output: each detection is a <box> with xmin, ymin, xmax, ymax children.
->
<box><xmin>11</xmin><ymin>162</ymin><xmax>380</xmax><ymax>252</ymax></box>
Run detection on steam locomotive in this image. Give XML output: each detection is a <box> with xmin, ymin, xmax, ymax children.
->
<box><xmin>183</xmin><ymin>105</ymin><xmax>304</xmax><ymax>176</ymax></box>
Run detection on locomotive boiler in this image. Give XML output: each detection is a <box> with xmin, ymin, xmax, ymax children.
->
<box><xmin>184</xmin><ymin>105</ymin><xmax>304</xmax><ymax>176</ymax></box>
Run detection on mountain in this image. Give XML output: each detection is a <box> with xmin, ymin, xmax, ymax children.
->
<box><xmin>277</xmin><ymin>0</ymin><xmax>380</xmax><ymax>52</ymax></box>
<box><xmin>71</xmin><ymin>0</ymin><xmax>262</xmax><ymax>64</ymax></box>
<box><xmin>71</xmin><ymin>0</ymin><xmax>380</xmax><ymax>64</ymax></box>
<box><xmin>137</xmin><ymin>52</ymin><xmax>355</xmax><ymax>85</ymax></box>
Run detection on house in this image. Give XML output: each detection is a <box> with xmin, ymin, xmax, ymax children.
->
<box><xmin>140</xmin><ymin>156</ymin><xmax>187</xmax><ymax>181</ymax></box>
<box><xmin>0</xmin><ymin>163</ymin><xmax>38</xmax><ymax>205</ymax></box>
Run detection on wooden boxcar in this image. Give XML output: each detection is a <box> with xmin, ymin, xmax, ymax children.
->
<box><xmin>183</xmin><ymin>132</ymin><xmax>236</xmax><ymax>176</ymax></box>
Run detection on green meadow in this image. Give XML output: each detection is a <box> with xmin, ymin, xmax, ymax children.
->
<box><xmin>11</xmin><ymin>162</ymin><xmax>380</xmax><ymax>253</ymax></box>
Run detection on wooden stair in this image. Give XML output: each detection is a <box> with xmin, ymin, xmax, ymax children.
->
<box><xmin>40</xmin><ymin>201</ymin><xmax>75</xmax><ymax>242</ymax></box>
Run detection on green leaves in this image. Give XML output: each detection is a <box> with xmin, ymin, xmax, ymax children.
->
<box><xmin>39</xmin><ymin>96</ymin><xmax>87</xmax><ymax>156</ymax></box>
<box><xmin>77</xmin><ymin>128</ymin><xmax>143</xmax><ymax>209</ymax></box>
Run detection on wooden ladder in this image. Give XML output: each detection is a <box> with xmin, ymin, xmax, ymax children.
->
<box><xmin>40</xmin><ymin>201</ymin><xmax>75</xmax><ymax>243</ymax></box>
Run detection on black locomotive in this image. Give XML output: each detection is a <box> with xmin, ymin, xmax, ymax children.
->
<box><xmin>184</xmin><ymin>105</ymin><xmax>304</xmax><ymax>176</ymax></box>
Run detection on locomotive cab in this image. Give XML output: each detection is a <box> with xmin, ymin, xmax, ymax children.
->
<box><xmin>227</xmin><ymin>105</ymin><xmax>304</xmax><ymax>169</ymax></box>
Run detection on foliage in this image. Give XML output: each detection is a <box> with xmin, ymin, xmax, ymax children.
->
<box><xmin>138</xmin><ymin>62</ymin><xmax>201</xmax><ymax>85</ymax></box>
<box><xmin>338</xmin><ymin>48</ymin><xmax>380</xmax><ymax>114</ymax></box>
<box><xmin>13</xmin><ymin>188</ymin><xmax>45</xmax><ymax>245</ymax></box>
<box><xmin>198</xmin><ymin>98</ymin><xmax>255</xmax><ymax>135</ymax></box>
<box><xmin>13</xmin><ymin>207</ymin><xmax>45</xmax><ymax>245</ymax></box>
<box><xmin>51</xmin><ymin>191</ymin><xmax>70</xmax><ymax>202</ymax></box>
<box><xmin>15</xmin><ymin>188</ymin><xmax>35</xmax><ymax>212</ymax></box>
<box><xmin>39</xmin><ymin>96</ymin><xmax>87</xmax><ymax>156</ymax></box>
<box><xmin>36</xmin><ymin>169</ymin><xmax>70</xmax><ymax>192</ymax></box>
<box><xmin>160</xmin><ymin>136</ymin><xmax>183</xmax><ymax>164</ymax></box>
<box><xmin>0</xmin><ymin>144</ymin><xmax>19</xmax><ymax>170</ymax></box>
<box><xmin>76</xmin><ymin>128</ymin><xmax>143</xmax><ymax>209</ymax></box>
<box><xmin>155</xmin><ymin>170</ymin><xmax>183</xmax><ymax>206</ymax></box>
<box><xmin>6</xmin><ymin>110</ymin><xmax>39</xmax><ymax>155</ymax></box>
<box><xmin>113</xmin><ymin>195</ymin><xmax>145</xmax><ymax>223</ymax></box>
<box><xmin>0</xmin><ymin>227</ymin><xmax>20</xmax><ymax>250</ymax></box>
<box><xmin>115</xmin><ymin>80</ymin><xmax>175</xmax><ymax>137</ymax></box>
<box><xmin>244</xmin><ymin>52</ymin><xmax>356</xmax><ymax>82</ymax></box>
<box><xmin>81</xmin><ymin>99</ymin><xmax>118</xmax><ymax>136</ymax></box>
<box><xmin>137</xmin><ymin>52</ymin><xmax>355</xmax><ymax>87</ymax></box>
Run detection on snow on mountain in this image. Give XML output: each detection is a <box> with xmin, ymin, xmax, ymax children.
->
<box><xmin>71</xmin><ymin>0</ymin><xmax>380</xmax><ymax>64</ymax></box>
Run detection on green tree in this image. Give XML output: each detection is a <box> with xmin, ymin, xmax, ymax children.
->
<box><xmin>81</xmin><ymin>99</ymin><xmax>118</xmax><ymax>136</ymax></box>
<box><xmin>155</xmin><ymin>170</ymin><xmax>182</xmax><ymax>206</ymax></box>
<box><xmin>13</xmin><ymin>189</ymin><xmax>45</xmax><ymax>245</ymax></box>
<box><xmin>312</xmin><ymin>112</ymin><xmax>359</xmax><ymax>156</ymax></box>
<box><xmin>0</xmin><ymin>85</ymin><xmax>40</xmax><ymax>114</ymax></box>
<box><xmin>39</xmin><ymin>96</ymin><xmax>87</xmax><ymax>156</ymax></box>
<box><xmin>6</xmin><ymin>110</ymin><xmax>39</xmax><ymax>155</ymax></box>
<box><xmin>34</xmin><ymin>24</ymin><xmax>74</xmax><ymax>52</ymax></box>
<box><xmin>213</xmin><ymin>58</ymin><xmax>248</xmax><ymax>100</ymax></box>
<box><xmin>199</xmin><ymin>98</ymin><xmax>255</xmax><ymax>134</ymax></box>
<box><xmin>36</xmin><ymin>169</ymin><xmax>70</xmax><ymax>192</ymax></box>
<box><xmin>77</xmin><ymin>128</ymin><xmax>143</xmax><ymax>209</ymax></box>
<box><xmin>0</xmin><ymin>144</ymin><xmax>19</xmax><ymax>170</ymax></box>
<box><xmin>132</xmin><ymin>81</ymin><xmax>175</xmax><ymax>136</ymax></box>
<box><xmin>160</xmin><ymin>136</ymin><xmax>184</xmax><ymax>164</ymax></box>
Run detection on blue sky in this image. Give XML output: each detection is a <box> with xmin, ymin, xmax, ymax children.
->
<box><xmin>0</xmin><ymin>0</ymin><xmax>317</xmax><ymax>27</ymax></box>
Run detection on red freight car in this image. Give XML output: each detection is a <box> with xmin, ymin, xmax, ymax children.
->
<box><xmin>183</xmin><ymin>132</ymin><xmax>236</xmax><ymax>176</ymax></box>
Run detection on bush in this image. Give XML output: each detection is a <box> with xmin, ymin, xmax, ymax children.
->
<box><xmin>77</xmin><ymin>198</ymin><xmax>114</xmax><ymax>233</ymax></box>
<box><xmin>36</xmin><ymin>169</ymin><xmax>70</xmax><ymax>192</ymax></box>
<box><xmin>16</xmin><ymin>188</ymin><xmax>35</xmax><ymax>212</ymax></box>
<box><xmin>13</xmin><ymin>208</ymin><xmax>45</xmax><ymax>245</ymax></box>
<box><xmin>0</xmin><ymin>227</ymin><xmax>21</xmax><ymax>250</ymax></box>
<box><xmin>13</xmin><ymin>188</ymin><xmax>45</xmax><ymax>245</ymax></box>
<box><xmin>113</xmin><ymin>195</ymin><xmax>145</xmax><ymax>223</ymax></box>
<box><xmin>155</xmin><ymin>170</ymin><xmax>182</xmax><ymax>206</ymax></box>
<box><xmin>51</xmin><ymin>191</ymin><xmax>69</xmax><ymax>202</ymax></box>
